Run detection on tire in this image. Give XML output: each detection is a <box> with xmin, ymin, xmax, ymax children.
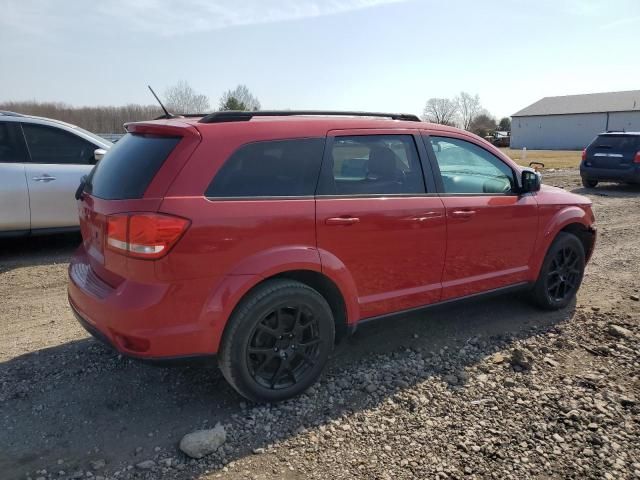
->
<box><xmin>218</xmin><ymin>279</ymin><xmax>335</xmax><ymax>402</ymax></box>
<box><xmin>529</xmin><ymin>232</ymin><xmax>585</xmax><ymax>310</ymax></box>
<box><xmin>582</xmin><ymin>177</ymin><xmax>598</xmax><ymax>188</ymax></box>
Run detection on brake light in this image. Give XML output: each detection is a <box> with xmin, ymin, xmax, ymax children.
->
<box><xmin>581</xmin><ymin>149</ymin><xmax>587</xmax><ymax>161</ymax></box>
<box><xmin>635</xmin><ymin>151</ymin><xmax>640</xmax><ymax>164</ymax></box>
<box><xmin>106</xmin><ymin>213</ymin><xmax>190</xmax><ymax>259</ymax></box>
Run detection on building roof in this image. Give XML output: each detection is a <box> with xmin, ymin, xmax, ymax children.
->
<box><xmin>512</xmin><ymin>90</ymin><xmax>640</xmax><ymax>117</ymax></box>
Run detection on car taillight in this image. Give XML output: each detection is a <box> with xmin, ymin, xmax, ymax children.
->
<box><xmin>106</xmin><ymin>213</ymin><xmax>190</xmax><ymax>259</ymax></box>
<box><xmin>635</xmin><ymin>151</ymin><xmax>640</xmax><ymax>164</ymax></box>
<box><xmin>581</xmin><ymin>149</ymin><xmax>587</xmax><ymax>161</ymax></box>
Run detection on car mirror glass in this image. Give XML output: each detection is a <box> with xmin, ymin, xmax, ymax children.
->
<box><xmin>521</xmin><ymin>169</ymin><xmax>541</xmax><ymax>193</ymax></box>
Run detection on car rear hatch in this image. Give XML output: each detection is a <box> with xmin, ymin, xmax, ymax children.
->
<box><xmin>78</xmin><ymin>121</ymin><xmax>201</xmax><ymax>285</ymax></box>
<box><xmin>585</xmin><ymin>134</ymin><xmax>640</xmax><ymax>170</ymax></box>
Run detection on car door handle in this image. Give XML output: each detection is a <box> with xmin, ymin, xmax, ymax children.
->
<box><xmin>32</xmin><ymin>174</ymin><xmax>56</xmax><ymax>182</ymax></box>
<box><xmin>411</xmin><ymin>211</ymin><xmax>442</xmax><ymax>222</ymax></box>
<box><xmin>325</xmin><ymin>216</ymin><xmax>360</xmax><ymax>226</ymax></box>
<box><xmin>451</xmin><ymin>210</ymin><xmax>476</xmax><ymax>218</ymax></box>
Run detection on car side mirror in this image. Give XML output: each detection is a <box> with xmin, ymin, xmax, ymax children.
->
<box><xmin>94</xmin><ymin>148</ymin><xmax>107</xmax><ymax>163</ymax></box>
<box><xmin>520</xmin><ymin>168</ymin><xmax>541</xmax><ymax>193</ymax></box>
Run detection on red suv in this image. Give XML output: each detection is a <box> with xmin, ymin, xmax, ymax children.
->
<box><xmin>68</xmin><ymin>111</ymin><xmax>596</xmax><ymax>402</ymax></box>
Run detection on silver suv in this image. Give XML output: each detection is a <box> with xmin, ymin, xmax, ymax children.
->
<box><xmin>0</xmin><ymin>111</ymin><xmax>112</xmax><ymax>236</ymax></box>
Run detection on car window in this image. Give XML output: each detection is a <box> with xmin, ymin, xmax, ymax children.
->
<box><xmin>0</xmin><ymin>122</ymin><xmax>29</xmax><ymax>163</ymax></box>
<box><xmin>591</xmin><ymin>135</ymin><xmax>640</xmax><ymax>152</ymax></box>
<box><xmin>318</xmin><ymin>135</ymin><xmax>425</xmax><ymax>195</ymax></box>
<box><xmin>22</xmin><ymin>123</ymin><xmax>97</xmax><ymax>164</ymax></box>
<box><xmin>85</xmin><ymin>133</ymin><xmax>181</xmax><ymax>200</ymax></box>
<box><xmin>206</xmin><ymin>138</ymin><xmax>325</xmax><ymax>197</ymax></box>
<box><xmin>430</xmin><ymin>136</ymin><xmax>514</xmax><ymax>194</ymax></box>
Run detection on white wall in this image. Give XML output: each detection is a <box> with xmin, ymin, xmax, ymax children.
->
<box><xmin>609</xmin><ymin>111</ymin><xmax>640</xmax><ymax>132</ymax></box>
<box><xmin>511</xmin><ymin>113</ymin><xmax>608</xmax><ymax>150</ymax></box>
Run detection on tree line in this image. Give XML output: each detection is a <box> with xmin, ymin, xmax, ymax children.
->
<box><xmin>422</xmin><ymin>92</ymin><xmax>510</xmax><ymax>138</ymax></box>
<box><xmin>0</xmin><ymin>82</ymin><xmax>261</xmax><ymax>133</ymax></box>
<box><xmin>1</xmin><ymin>82</ymin><xmax>510</xmax><ymax>136</ymax></box>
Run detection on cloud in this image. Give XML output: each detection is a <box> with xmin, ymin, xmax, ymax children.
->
<box><xmin>0</xmin><ymin>0</ymin><xmax>409</xmax><ymax>37</ymax></box>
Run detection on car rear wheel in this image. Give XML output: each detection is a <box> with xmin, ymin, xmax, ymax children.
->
<box><xmin>582</xmin><ymin>177</ymin><xmax>598</xmax><ymax>188</ymax></box>
<box><xmin>529</xmin><ymin>232</ymin><xmax>585</xmax><ymax>310</ymax></box>
<box><xmin>218</xmin><ymin>279</ymin><xmax>335</xmax><ymax>402</ymax></box>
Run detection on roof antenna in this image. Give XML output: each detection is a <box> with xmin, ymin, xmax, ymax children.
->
<box><xmin>148</xmin><ymin>85</ymin><xmax>173</xmax><ymax>119</ymax></box>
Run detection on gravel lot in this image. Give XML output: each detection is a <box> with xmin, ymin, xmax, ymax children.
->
<box><xmin>1</xmin><ymin>169</ymin><xmax>639</xmax><ymax>480</ymax></box>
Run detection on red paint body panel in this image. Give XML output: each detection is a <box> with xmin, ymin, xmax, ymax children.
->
<box><xmin>68</xmin><ymin>116</ymin><xmax>596</xmax><ymax>359</ymax></box>
<box><xmin>438</xmin><ymin>194</ymin><xmax>539</xmax><ymax>299</ymax></box>
<box><xmin>316</xmin><ymin>196</ymin><xmax>446</xmax><ymax>318</ymax></box>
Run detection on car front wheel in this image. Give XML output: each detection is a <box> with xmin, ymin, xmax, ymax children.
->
<box><xmin>218</xmin><ymin>279</ymin><xmax>335</xmax><ymax>402</ymax></box>
<box><xmin>529</xmin><ymin>232</ymin><xmax>585</xmax><ymax>310</ymax></box>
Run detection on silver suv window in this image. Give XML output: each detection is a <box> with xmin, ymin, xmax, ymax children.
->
<box><xmin>22</xmin><ymin>123</ymin><xmax>97</xmax><ymax>164</ymax></box>
<box><xmin>0</xmin><ymin>122</ymin><xmax>29</xmax><ymax>163</ymax></box>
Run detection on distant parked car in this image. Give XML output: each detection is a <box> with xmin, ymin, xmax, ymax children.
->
<box><xmin>485</xmin><ymin>131</ymin><xmax>510</xmax><ymax>147</ymax></box>
<box><xmin>0</xmin><ymin>111</ymin><xmax>112</xmax><ymax>236</ymax></box>
<box><xmin>580</xmin><ymin>132</ymin><xmax>640</xmax><ymax>188</ymax></box>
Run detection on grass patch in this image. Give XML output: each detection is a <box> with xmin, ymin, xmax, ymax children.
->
<box><xmin>500</xmin><ymin>148</ymin><xmax>581</xmax><ymax>169</ymax></box>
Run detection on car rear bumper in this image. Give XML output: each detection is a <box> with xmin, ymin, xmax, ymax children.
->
<box><xmin>580</xmin><ymin>165</ymin><xmax>640</xmax><ymax>183</ymax></box>
<box><xmin>68</xmin><ymin>247</ymin><xmax>220</xmax><ymax>359</ymax></box>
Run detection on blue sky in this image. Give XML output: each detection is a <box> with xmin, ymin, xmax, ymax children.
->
<box><xmin>1</xmin><ymin>0</ymin><xmax>639</xmax><ymax>119</ymax></box>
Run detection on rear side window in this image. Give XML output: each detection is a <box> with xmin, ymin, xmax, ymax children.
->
<box><xmin>206</xmin><ymin>138</ymin><xmax>324</xmax><ymax>197</ymax></box>
<box><xmin>317</xmin><ymin>135</ymin><xmax>425</xmax><ymax>195</ymax></box>
<box><xmin>0</xmin><ymin>122</ymin><xmax>29</xmax><ymax>163</ymax></box>
<box><xmin>22</xmin><ymin>123</ymin><xmax>97</xmax><ymax>164</ymax></box>
<box><xmin>590</xmin><ymin>135</ymin><xmax>640</xmax><ymax>152</ymax></box>
<box><xmin>86</xmin><ymin>133</ymin><xmax>180</xmax><ymax>200</ymax></box>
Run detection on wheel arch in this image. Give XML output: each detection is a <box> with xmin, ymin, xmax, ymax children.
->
<box><xmin>207</xmin><ymin>266</ymin><xmax>356</xmax><ymax>353</ymax></box>
<box><xmin>530</xmin><ymin>206</ymin><xmax>595</xmax><ymax>280</ymax></box>
<box><xmin>271</xmin><ymin>270</ymin><xmax>350</xmax><ymax>342</ymax></box>
<box><xmin>559</xmin><ymin>222</ymin><xmax>596</xmax><ymax>261</ymax></box>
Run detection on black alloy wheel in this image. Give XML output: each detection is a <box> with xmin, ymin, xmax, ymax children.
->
<box><xmin>247</xmin><ymin>304</ymin><xmax>322</xmax><ymax>390</ymax></box>
<box><xmin>546</xmin><ymin>246</ymin><xmax>581</xmax><ymax>302</ymax></box>
<box><xmin>530</xmin><ymin>232</ymin><xmax>586</xmax><ymax>310</ymax></box>
<box><xmin>219</xmin><ymin>279</ymin><xmax>335</xmax><ymax>402</ymax></box>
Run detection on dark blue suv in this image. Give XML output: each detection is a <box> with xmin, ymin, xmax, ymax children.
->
<box><xmin>580</xmin><ymin>132</ymin><xmax>640</xmax><ymax>188</ymax></box>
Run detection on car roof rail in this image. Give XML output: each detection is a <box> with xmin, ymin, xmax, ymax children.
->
<box><xmin>198</xmin><ymin>110</ymin><xmax>421</xmax><ymax>124</ymax></box>
<box><xmin>0</xmin><ymin>110</ymin><xmax>25</xmax><ymax>117</ymax></box>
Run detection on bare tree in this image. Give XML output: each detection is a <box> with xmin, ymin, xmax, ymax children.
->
<box><xmin>422</xmin><ymin>98</ymin><xmax>458</xmax><ymax>126</ymax></box>
<box><xmin>163</xmin><ymin>80</ymin><xmax>210</xmax><ymax>114</ymax></box>
<box><xmin>218</xmin><ymin>85</ymin><xmax>261</xmax><ymax>111</ymax></box>
<box><xmin>456</xmin><ymin>92</ymin><xmax>482</xmax><ymax>131</ymax></box>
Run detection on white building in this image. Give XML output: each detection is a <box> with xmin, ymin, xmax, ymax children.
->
<box><xmin>511</xmin><ymin>90</ymin><xmax>640</xmax><ymax>150</ymax></box>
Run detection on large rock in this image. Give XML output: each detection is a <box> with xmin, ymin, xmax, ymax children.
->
<box><xmin>135</xmin><ymin>460</ymin><xmax>156</xmax><ymax>470</ymax></box>
<box><xmin>608</xmin><ymin>324</ymin><xmax>633</xmax><ymax>339</ymax></box>
<box><xmin>179</xmin><ymin>423</ymin><xmax>226</xmax><ymax>459</ymax></box>
<box><xmin>510</xmin><ymin>348</ymin><xmax>534</xmax><ymax>370</ymax></box>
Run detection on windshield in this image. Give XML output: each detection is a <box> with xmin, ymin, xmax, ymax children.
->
<box><xmin>592</xmin><ymin>135</ymin><xmax>640</xmax><ymax>152</ymax></box>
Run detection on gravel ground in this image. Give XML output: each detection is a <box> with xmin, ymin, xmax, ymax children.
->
<box><xmin>1</xmin><ymin>169</ymin><xmax>639</xmax><ymax>480</ymax></box>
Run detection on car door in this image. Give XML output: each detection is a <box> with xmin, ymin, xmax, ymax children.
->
<box><xmin>21</xmin><ymin>122</ymin><xmax>97</xmax><ymax>229</ymax></box>
<box><xmin>424</xmin><ymin>133</ymin><xmax>538</xmax><ymax>300</ymax></box>
<box><xmin>0</xmin><ymin>121</ymin><xmax>31</xmax><ymax>233</ymax></box>
<box><xmin>316</xmin><ymin>130</ymin><xmax>446</xmax><ymax>320</ymax></box>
